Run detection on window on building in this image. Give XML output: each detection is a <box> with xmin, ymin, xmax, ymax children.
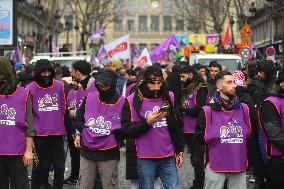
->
<box><xmin>127</xmin><ymin>0</ymin><xmax>136</xmax><ymax>14</ymax></box>
<box><xmin>127</xmin><ymin>20</ymin><xmax>134</xmax><ymax>31</ymax></box>
<box><xmin>139</xmin><ymin>0</ymin><xmax>148</xmax><ymax>12</ymax></box>
<box><xmin>151</xmin><ymin>16</ymin><xmax>159</xmax><ymax>31</ymax></box>
<box><xmin>139</xmin><ymin>16</ymin><xmax>147</xmax><ymax>31</ymax></box>
<box><xmin>163</xmin><ymin>16</ymin><xmax>172</xmax><ymax>31</ymax></box>
<box><xmin>176</xmin><ymin>18</ymin><xmax>184</xmax><ymax>31</ymax></box>
<box><xmin>114</xmin><ymin>16</ymin><xmax>123</xmax><ymax>31</ymax></box>
<box><xmin>163</xmin><ymin>0</ymin><xmax>172</xmax><ymax>12</ymax></box>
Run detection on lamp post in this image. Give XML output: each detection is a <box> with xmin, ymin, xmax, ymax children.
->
<box><xmin>229</xmin><ymin>16</ymin><xmax>235</xmax><ymax>50</ymax></box>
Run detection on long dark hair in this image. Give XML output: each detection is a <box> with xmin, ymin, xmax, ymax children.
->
<box><xmin>0</xmin><ymin>57</ymin><xmax>18</xmax><ymax>95</ymax></box>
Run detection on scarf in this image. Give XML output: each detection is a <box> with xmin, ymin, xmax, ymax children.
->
<box><xmin>212</xmin><ymin>92</ymin><xmax>241</xmax><ymax>111</ymax></box>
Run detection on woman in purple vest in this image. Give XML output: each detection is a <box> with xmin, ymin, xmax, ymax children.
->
<box><xmin>179</xmin><ymin>65</ymin><xmax>207</xmax><ymax>189</ymax></box>
<box><xmin>74</xmin><ymin>68</ymin><xmax>125</xmax><ymax>189</ymax></box>
<box><xmin>27</xmin><ymin>59</ymin><xmax>69</xmax><ymax>189</ymax></box>
<box><xmin>195</xmin><ymin>71</ymin><xmax>252</xmax><ymax>189</ymax></box>
<box><xmin>121</xmin><ymin>66</ymin><xmax>185</xmax><ymax>189</ymax></box>
<box><xmin>0</xmin><ymin>57</ymin><xmax>34</xmax><ymax>189</ymax></box>
<box><xmin>259</xmin><ymin>69</ymin><xmax>284</xmax><ymax>189</ymax></box>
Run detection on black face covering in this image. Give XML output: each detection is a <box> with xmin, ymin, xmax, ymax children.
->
<box><xmin>35</xmin><ymin>75</ymin><xmax>53</xmax><ymax>87</ymax></box>
<box><xmin>96</xmin><ymin>84</ymin><xmax>117</xmax><ymax>101</ymax></box>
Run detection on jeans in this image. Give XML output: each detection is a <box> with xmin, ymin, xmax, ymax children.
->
<box><xmin>137</xmin><ymin>156</ymin><xmax>179</xmax><ymax>189</ymax></box>
<box><xmin>204</xmin><ymin>165</ymin><xmax>246</xmax><ymax>189</ymax></box>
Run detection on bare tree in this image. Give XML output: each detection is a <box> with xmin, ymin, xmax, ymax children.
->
<box><xmin>176</xmin><ymin>0</ymin><xmax>233</xmax><ymax>34</ymax></box>
<box><xmin>67</xmin><ymin>0</ymin><xmax>123</xmax><ymax>51</ymax></box>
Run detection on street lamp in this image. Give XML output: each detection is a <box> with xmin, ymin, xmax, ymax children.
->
<box><xmin>249</xmin><ymin>2</ymin><xmax>257</xmax><ymax>16</ymax></box>
<box><xmin>230</xmin><ymin>16</ymin><xmax>235</xmax><ymax>50</ymax></box>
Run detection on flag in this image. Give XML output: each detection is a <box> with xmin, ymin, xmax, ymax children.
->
<box><xmin>90</xmin><ymin>28</ymin><xmax>105</xmax><ymax>41</ymax></box>
<box><xmin>222</xmin><ymin>24</ymin><xmax>230</xmax><ymax>47</ymax></box>
<box><xmin>136</xmin><ymin>48</ymin><xmax>152</xmax><ymax>68</ymax></box>
<box><xmin>97</xmin><ymin>46</ymin><xmax>108</xmax><ymax>65</ymax></box>
<box><xmin>91</xmin><ymin>51</ymin><xmax>99</xmax><ymax>65</ymax></box>
<box><xmin>150</xmin><ymin>34</ymin><xmax>181</xmax><ymax>62</ymax></box>
<box><xmin>104</xmin><ymin>35</ymin><xmax>130</xmax><ymax>61</ymax></box>
<box><xmin>12</xmin><ymin>45</ymin><xmax>20</xmax><ymax>64</ymax></box>
<box><xmin>131</xmin><ymin>44</ymin><xmax>141</xmax><ymax>64</ymax></box>
<box><xmin>52</xmin><ymin>42</ymin><xmax>60</xmax><ymax>57</ymax></box>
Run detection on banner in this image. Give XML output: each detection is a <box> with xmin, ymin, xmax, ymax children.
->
<box><xmin>104</xmin><ymin>35</ymin><xmax>130</xmax><ymax>61</ymax></box>
<box><xmin>206</xmin><ymin>34</ymin><xmax>220</xmax><ymax>45</ymax></box>
<box><xmin>189</xmin><ymin>34</ymin><xmax>206</xmax><ymax>46</ymax></box>
<box><xmin>136</xmin><ymin>48</ymin><xmax>152</xmax><ymax>68</ymax></box>
<box><xmin>150</xmin><ymin>34</ymin><xmax>181</xmax><ymax>62</ymax></box>
<box><xmin>175</xmin><ymin>34</ymin><xmax>189</xmax><ymax>46</ymax></box>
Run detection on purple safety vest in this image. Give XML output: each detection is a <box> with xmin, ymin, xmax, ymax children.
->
<box><xmin>260</xmin><ymin>97</ymin><xmax>284</xmax><ymax>158</ymax></box>
<box><xmin>27</xmin><ymin>80</ymin><xmax>66</xmax><ymax>136</ymax></box>
<box><xmin>0</xmin><ymin>86</ymin><xmax>28</xmax><ymax>155</ymax></box>
<box><xmin>67</xmin><ymin>89</ymin><xmax>78</xmax><ymax>110</ymax></box>
<box><xmin>82</xmin><ymin>92</ymin><xmax>125</xmax><ymax>150</ymax></box>
<box><xmin>203</xmin><ymin>103</ymin><xmax>251</xmax><ymax>172</ymax></box>
<box><xmin>76</xmin><ymin>82</ymin><xmax>97</xmax><ymax>108</ymax></box>
<box><xmin>127</xmin><ymin>92</ymin><xmax>175</xmax><ymax>158</ymax></box>
<box><xmin>183</xmin><ymin>90</ymin><xmax>198</xmax><ymax>133</ymax></box>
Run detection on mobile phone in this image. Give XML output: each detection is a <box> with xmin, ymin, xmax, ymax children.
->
<box><xmin>158</xmin><ymin>106</ymin><xmax>169</xmax><ymax>113</ymax></box>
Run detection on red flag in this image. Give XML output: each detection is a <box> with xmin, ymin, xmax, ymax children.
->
<box><xmin>222</xmin><ymin>24</ymin><xmax>230</xmax><ymax>47</ymax></box>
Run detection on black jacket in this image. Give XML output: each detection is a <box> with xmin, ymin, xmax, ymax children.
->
<box><xmin>259</xmin><ymin>99</ymin><xmax>284</xmax><ymax>154</ymax></box>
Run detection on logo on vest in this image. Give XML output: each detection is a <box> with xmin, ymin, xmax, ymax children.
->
<box><xmin>145</xmin><ymin>106</ymin><xmax>167</xmax><ymax>128</ymax></box>
<box><xmin>220</xmin><ymin>120</ymin><xmax>243</xmax><ymax>144</ymax></box>
<box><xmin>38</xmin><ymin>94</ymin><xmax>59</xmax><ymax>112</ymax></box>
<box><xmin>68</xmin><ymin>99</ymin><xmax>77</xmax><ymax>110</ymax></box>
<box><xmin>86</xmin><ymin>116</ymin><xmax>112</xmax><ymax>135</ymax></box>
<box><xmin>184</xmin><ymin>95</ymin><xmax>194</xmax><ymax>108</ymax></box>
<box><xmin>0</xmin><ymin>104</ymin><xmax>16</xmax><ymax>126</ymax></box>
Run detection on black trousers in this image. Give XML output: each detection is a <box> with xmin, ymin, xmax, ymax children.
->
<box><xmin>66</xmin><ymin>134</ymin><xmax>80</xmax><ymax>179</ymax></box>
<box><xmin>0</xmin><ymin>156</ymin><xmax>30</xmax><ymax>189</ymax></box>
<box><xmin>32</xmin><ymin>136</ymin><xmax>65</xmax><ymax>189</ymax></box>
<box><xmin>266</xmin><ymin>157</ymin><xmax>284</xmax><ymax>189</ymax></box>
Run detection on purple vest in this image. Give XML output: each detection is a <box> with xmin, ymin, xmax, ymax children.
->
<box><xmin>76</xmin><ymin>82</ymin><xmax>97</xmax><ymax>108</ymax></box>
<box><xmin>127</xmin><ymin>93</ymin><xmax>175</xmax><ymax>158</ymax></box>
<box><xmin>0</xmin><ymin>86</ymin><xmax>28</xmax><ymax>155</ymax></box>
<box><xmin>67</xmin><ymin>89</ymin><xmax>78</xmax><ymax>110</ymax></box>
<box><xmin>261</xmin><ymin>97</ymin><xmax>284</xmax><ymax>158</ymax></box>
<box><xmin>27</xmin><ymin>80</ymin><xmax>66</xmax><ymax>136</ymax></box>
<box><xmin>183</xmin><ymin>90</ymin><xmax>197</xmax><ymax>133</ymax></box>
<box><xmin>82</xmin><ymin>92</ymin><xmax>125</xmax><ymax>150</ymax></box>
<box><xmin>126</xmin><ymin>83</ymin><xmax>136</xmax><ymax>97</ymax></box>
<box><xmin>203</xmin><ymin>104</ymin><xmax>251</xmax><ymax>172</ymax></box>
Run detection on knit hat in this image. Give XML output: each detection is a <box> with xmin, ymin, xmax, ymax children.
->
<box><xmin>233</xmin><ymin>70</ymin><xmax>246</xmax><ymax>86</ymax></box>
<box><xmin>96</xmin><ymin>68</ymin><xmax>117</xmax><ymax>87</ymax></box>
<box><xmin>256</xmin><ymin>60</ymin><xmax>275</xmax><ymax>76</ymax></box>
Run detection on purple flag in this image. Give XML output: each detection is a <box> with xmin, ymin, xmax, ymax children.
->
<box><xmin>12</xmin><ymin>45</ymin><xmax>20</xmax><ymax>64</ymax></box>
<box><xmin>150</xmin><ymin>34</ymin><xmax>181</xmax><ymax>62</ymax></box>
<box><xmin>97</xmin><ymin>46</ymin><xmax>108</xmax><ymax>64</ymax></box>
<box><xmin>90</xmin><ymin>28</ymin><xmax>105</xmax><ymax>41</ymax></box>
<box><xmin>52</xmin><ymin>42</ymin><xmax>60</xmax><ymax>56</ymax></box>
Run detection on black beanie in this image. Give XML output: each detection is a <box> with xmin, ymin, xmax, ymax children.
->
<box><xmin>34</xmin><ymin>59</ymin><xmax>55</xmax><ymax>78</ymax></box>
<box><xmin>95</xmin><ymin>68</ymin><xmax>117</xmax><ymax>87</ymax></box>
<box><xmin>72</xmin><ymin>60</ymin><xmax>91</xmax><ymax>76</ymax></box>
<box><xmin>256</xmin><ymin>60</ymin><xmax>275</xmax><ymax>76</ymax></box>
